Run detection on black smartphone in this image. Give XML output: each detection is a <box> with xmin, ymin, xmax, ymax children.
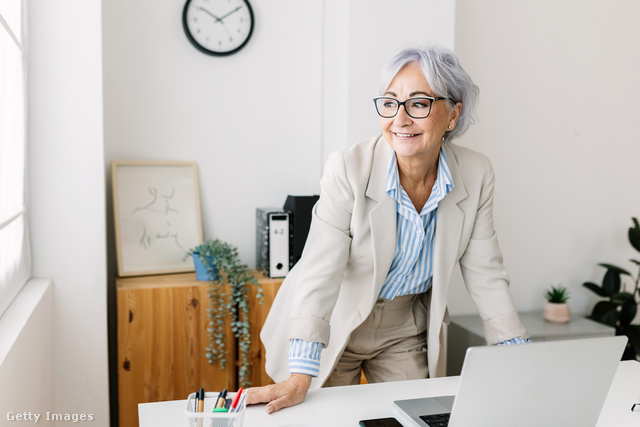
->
<box><xmin>358</xmin><ymin>417</ymin><xmax>404</xmax><ymax>427</ymax></box>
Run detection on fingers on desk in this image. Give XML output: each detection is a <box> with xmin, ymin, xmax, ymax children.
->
<box><xmin>246</xmin><ymin>376</ymin><xmax>311</xmax><ymax>414</ymax></box>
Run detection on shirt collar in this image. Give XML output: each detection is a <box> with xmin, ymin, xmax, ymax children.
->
<box><xmin>386</xmin><ymin>147</ymin><xmax>454</xmax><ymax>210</ymax></box>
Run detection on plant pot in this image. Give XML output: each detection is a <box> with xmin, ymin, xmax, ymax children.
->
<box><xmin>543</xmin><ymin>301</ymin><xmax>571</xmax><ymax>323</ymax></box>
<box><xmin>192</xmin><ymin>252</ymin><xmax>219</xmax><ymax>281</ymax></box>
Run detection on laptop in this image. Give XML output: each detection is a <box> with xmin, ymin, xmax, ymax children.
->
<box><xmin>394</xmin><ymin>335</ymin><xmax>627</xmax><ymax>427</ymax></box>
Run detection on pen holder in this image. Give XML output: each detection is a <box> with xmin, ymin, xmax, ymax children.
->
<box><xmin>186</xmin><ymin>391</ymin><xmax>246</xmax><ymax>427</ymax></box>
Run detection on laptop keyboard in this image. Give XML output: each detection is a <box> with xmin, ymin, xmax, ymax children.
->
<box><xmin>419</xmin><ymin>413</ymin><xmax>450</xmax><ymax>427</ymax></box>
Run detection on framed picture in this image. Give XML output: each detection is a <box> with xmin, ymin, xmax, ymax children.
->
<box><xmin>111</xmin><ymin>161</ymin><xmax>203</xmax><ymax>277</ymax></box>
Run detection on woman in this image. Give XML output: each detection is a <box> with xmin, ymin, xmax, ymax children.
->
<box><xmin>248</xmin><ymin>45</ymin><xmax>530</xmax><ymax>414</ymax></box>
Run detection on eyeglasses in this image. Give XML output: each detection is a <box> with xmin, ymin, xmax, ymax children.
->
<box><xmin>373</xmin><ymin>96</ymin><xmax>448</xmax><ymax>119</ymax></box>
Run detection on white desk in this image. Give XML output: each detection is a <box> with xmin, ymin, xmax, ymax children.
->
<box><xmin>139</xmin><ymin>360</ymin><xmax>640</xmax><ymax>427</ymax></box>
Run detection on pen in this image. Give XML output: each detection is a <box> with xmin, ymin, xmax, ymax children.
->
<box><xmin>229</xmin><ymin>388</ymin><xmax>243</xmax><ymax>412</ymax></box>
<box><xmin>197</xmin><ymin>388</ymin><xmax>204</xmax><ymax>412</ymax></box>
<box><xmin>195</xmin><ymin>389</ymin><xmax>204</xmax><ymax>427</ymax></box>
<box><xmin>215</xmin><ymin>389</ymin><xmax>227</xmax><ymax>409</ymax></box>
<box><xmin>234</xmin><ymin>391</ymin><xmax>247</xmax><ymax>413</ymax></box>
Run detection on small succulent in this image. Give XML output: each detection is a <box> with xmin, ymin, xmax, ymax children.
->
<box><xmin>546</xmin><ymin>285</ymin><xmax>570</xmax><ymax>304</ymax></box>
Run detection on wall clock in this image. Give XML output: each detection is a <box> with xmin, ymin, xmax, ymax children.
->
<box><xmin>182</xmin><ymin>0</ymin><xmax>254</xmax><ymax>56</ymax></box>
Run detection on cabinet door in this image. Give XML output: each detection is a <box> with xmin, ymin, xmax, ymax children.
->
<box><xmin>247</xmin><ymin>274</ymin><xmax>283</xmax><ymax>387</ymax></box>
<box><xmin>117</xmin><ymin>284</ymin><xmax>235</xmax><ymax>427</ymax></box>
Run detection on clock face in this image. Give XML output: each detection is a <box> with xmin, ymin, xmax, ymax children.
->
<box><xmin>182</xmin><ymin>0</ymin><xmax>254</xmax><ymax>56</ymax></box>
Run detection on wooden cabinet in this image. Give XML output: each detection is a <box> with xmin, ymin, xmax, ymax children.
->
<box><xmin>116</xmin><ymin>271</ymin><xmax>282</xmax><ymax>427</ymax></box>
<box><xmin>247</xmin><ymin>271</ymin><xmax>284</xmax><ymax>387</ymax></box>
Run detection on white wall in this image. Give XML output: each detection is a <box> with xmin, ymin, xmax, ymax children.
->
<box><xmin>27</xmin><ymin>0</ymin><xmax>109</xmax><ymax>424</ymax></box>
<box><xmin>103</xmin><ymin>0</ymin><xmax>325</xmax><ymax>267</ymax></box>
<box><xmin>103</xmin><ymin>0</ymin><xmax>455</xmax><ymax>267</ymax></box>
<box><xmin>448</xmin><ymin>0</ymin><xmax>640</xmax><ymax>318</ymax></box>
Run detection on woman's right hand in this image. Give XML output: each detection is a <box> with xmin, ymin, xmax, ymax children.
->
<box><xmin>245</xmin><ymin>373</ymin><xmax>312</xmax><ymax>414</ymax></box>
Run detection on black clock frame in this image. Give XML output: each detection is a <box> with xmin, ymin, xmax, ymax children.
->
<box><xmin>182</xmin><ymin>0</ymin><xmax>254</xmax><ymax>57</ymax></box>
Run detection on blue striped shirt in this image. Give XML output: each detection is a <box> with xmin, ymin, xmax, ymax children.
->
<box><xmin>288</xmin><ymin>338</ymin><xmax>322</xmax><ymax>376</ymax></box>
<box><xmin>289</xmin><ymin>147</ymin><xmax>529</xmax><ymax>377</ymax></box>
<box><xmin>378</xmin><ymin>148</ymin><xmax>453</xmax><ymax>299</ymax></box>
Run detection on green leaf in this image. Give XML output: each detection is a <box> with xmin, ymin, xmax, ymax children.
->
<box><xmin>629</xmin><ymin>217</ymin><xmax>640</xmax><ymax>253</ymax></box>
<box><xmin>621</xmin><ymin>324</ymin><xmax>640</xmax><ymax>358</ymax></box>
<box><xmin>612</xmin><ymin>292</ymin><xmax>636</xmax><ymax>304</ymax></box>
<box><xmin>598</xmin><ymin>263</ymin><xmax>631</xmax><ymax>276</ymax></box>
<box><xmin>588</xmin><ymin>301</ymin><xmax>619</xmax><ymax>323</ymax></box>
<box><xmin>619</xmin><ymin>301</ymin><xmax>637</xmax><ymax>326</ymax></box>
<box><xmin>545</xmin><ymin>285</ymin><xmax>569</xmax><ymax>303</ymax></box>
<box><xmin>600</xmin><ymin>309</ymin><xmax>620</xmax><ymax>327</ymax></box>
<box><xmin>602</xmin><ymin>268</ymin><xmax>622</xmax><ymax>296</ymax></box>
<box><xmin>583</xmin><ymin>282</ymin><xmax>609</xmax><ymax>297</ymax></box>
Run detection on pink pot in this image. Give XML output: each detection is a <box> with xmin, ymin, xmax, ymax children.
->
<box><xmin>543</xmin><ymin>301</ymin><xmax>571</xmax><ymax>323</ymax></box>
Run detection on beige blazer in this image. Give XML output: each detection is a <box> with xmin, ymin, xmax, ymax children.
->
<box><xmin>261</xmin><ymin>135</ymin><xmax>529</xmax><ymax>389</ymax></box>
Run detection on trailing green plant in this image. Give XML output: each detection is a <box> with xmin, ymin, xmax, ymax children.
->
<box><xmin>186</xmin><ymin>239</ymin><xmax>263</xmax><ymax>387</ymax></box>
<box><xmin>583</xmin><ymin>217</ymin><xmax>640</xmax><ymax>360</ymax></box>
<box><xmin>545</xmin><ymin>285</ymin><xmax>569</xmax><ymax>304</ymax></box>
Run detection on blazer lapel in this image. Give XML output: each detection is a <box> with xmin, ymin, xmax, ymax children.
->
<box><xmin>366</xmin><ymin>135</ymin><xmax>397</xmax><ymax>300</ymax></box>
<box><xmin>431</xmin><ymin>143</ymin><xmax>468</xmax><ymax>332</ymax></box>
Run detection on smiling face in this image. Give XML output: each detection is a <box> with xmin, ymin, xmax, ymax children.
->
<box><xmin>381</xmin><ymin>62</ymin><xmax>461</xmax><ymax>163</ymax></box>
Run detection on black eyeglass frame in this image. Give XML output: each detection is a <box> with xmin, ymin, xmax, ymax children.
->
<box><xmin>373</xmin><ymin>96</ymin><xmax>449</xmax><ymax>119</ymax></box>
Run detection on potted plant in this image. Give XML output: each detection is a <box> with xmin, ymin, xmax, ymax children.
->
<box><xmin>543</xmin><ymin>285</ymin><xmax>571</xmax><ymax>323</ymax></box>
<box><xmin>186</xmin><ymin>239</ymin><xmax>263</xmax><ymax>387</ymax></box>
<box><xmin>190</xmin><ymin>245</ymin><xmax>218</xmax><ymax>281</ymax></box>
<box><xmin>583</xmin><ymin>217</ymin><xmax>640</xmax><ymax>360</ymax></box>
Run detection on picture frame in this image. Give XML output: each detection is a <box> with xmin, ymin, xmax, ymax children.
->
<box><xmin>111</xmin><ymin>161</ymin><xmax>203</xmax><ymax>277</ymax></box>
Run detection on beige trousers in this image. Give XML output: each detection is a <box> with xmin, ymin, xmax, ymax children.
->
<box><xmin>324</xmin><ymin>293</ymin><xmax>429</xmax><ymax>387</ymax></box>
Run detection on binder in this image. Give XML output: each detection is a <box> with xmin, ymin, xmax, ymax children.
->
<box><xmin>255</xmin><ymin>208</ymin><xmax>292</xmax><ymax>278</ymax></box>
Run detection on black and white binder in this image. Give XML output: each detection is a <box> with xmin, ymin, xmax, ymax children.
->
<box><xmin>256</xmin><ymin>208</ymin><xmax>292</xmax><ymax>278</ymax></box>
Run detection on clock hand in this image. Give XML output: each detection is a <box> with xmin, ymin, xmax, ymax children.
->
<box><xmin>218</xmin><ymin>5</ymin><xmax>243</xmax><ymax>21</ymax></box>
<box><xmin>197</xmin><ymin>7</ymin><xmax>223</xmax><ymax>23</ymax></box>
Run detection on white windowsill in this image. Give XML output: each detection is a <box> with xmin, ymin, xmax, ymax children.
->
<box><xmin>0</xmin><ymin>278</ymin><xmax>52</xmax><ymax>367</ymax></box>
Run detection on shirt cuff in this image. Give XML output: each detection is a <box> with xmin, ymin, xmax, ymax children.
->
<box><xmin>289</xmin><ymin>339</ymin><xmax>323</xmax><ymax>377</ymax></box>
<box><xmin>496</xmin><ymin>337</ymin><xmax>532</xmax><ymax>345</ymax></box>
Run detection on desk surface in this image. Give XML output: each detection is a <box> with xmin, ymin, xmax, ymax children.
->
<box><xmin>139</xmin><ymin>360</ymin><xmax>640</xmax><ymax>427</ymax></box>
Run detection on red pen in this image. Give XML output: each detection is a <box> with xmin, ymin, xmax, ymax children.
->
<box><xmin>229</xmin><ymin>388</ymin><xmax>243</xmax><ymax>412</ymax></box>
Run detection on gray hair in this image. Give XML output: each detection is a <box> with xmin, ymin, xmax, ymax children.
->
<box><xmin>378</xmin><ymin>45</ymin><xmax>479</xmax><ymax>143</ymax></box>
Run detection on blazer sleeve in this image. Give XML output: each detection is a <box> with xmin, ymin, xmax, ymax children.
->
<box><xmin>287</xmin><ymin>150</ymin><xmax>354</xmax><ymax>346</ymax></box>
<box><xmin>458</xmin><ymin>157</ymin><xmax>529</xmax><ymax>344</ymax></box>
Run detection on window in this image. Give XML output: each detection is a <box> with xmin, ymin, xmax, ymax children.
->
<box><xmin>0</xmin><ymin>0</ymin><xmax>31</xmax><ymax>317</ymax></box>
